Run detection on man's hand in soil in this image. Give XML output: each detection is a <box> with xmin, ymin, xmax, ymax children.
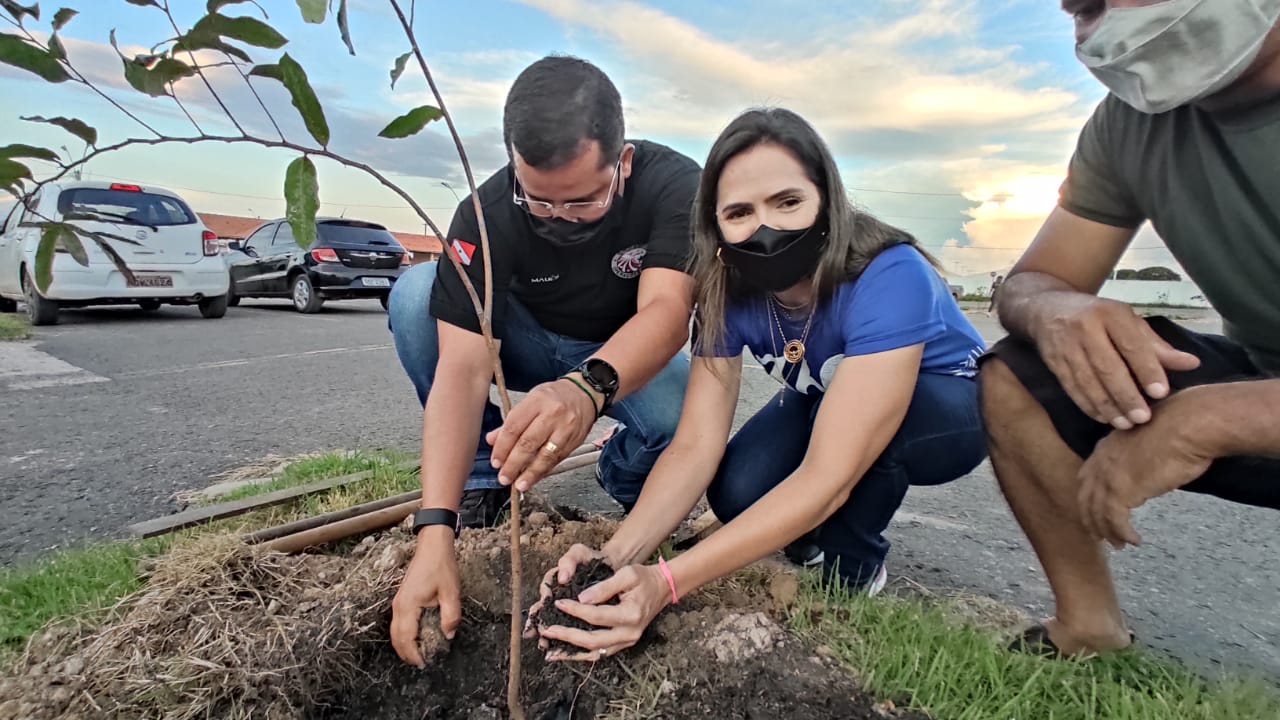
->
<box><xmin>1078</xmin><ymin>387</ymin><xmax>1215</xmax><ymax>549</ymax></box>
<box><xmin>486</xmin><ymin>378</ymin><xmax>599</xmax><ymax>492</ymax></box>
<box><xmin>523</xmin><ymin>543</ymin><xmax>609</xmax><ymax>639</ymax></box>
<box><xmin>390</xmin><ymin>526</ymin><xmax>462</xmax><ymax>668</ymax></box>
<box><xmin>1031</xmin><ymin>294</ymin><xmax>1199</xmax><ymax>429</ymax></box>
<box><xmin>537</xmin><ymin>563</ymin><xmax>671</xmax><ymax>661</ymax></box>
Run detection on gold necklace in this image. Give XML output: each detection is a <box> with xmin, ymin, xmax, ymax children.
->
<box><xmin>768</xmin><ymin>296</ymin><xmax>815</xmax><ymax>365</ymax></box>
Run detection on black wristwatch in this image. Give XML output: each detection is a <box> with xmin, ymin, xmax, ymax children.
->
<box><xmin>574</xmin><ymin>357</ymin><xmax>620</xmax><ymax>414</ymax></box>
<box><xmin>412</xmin><ymin>508</ymin><xmax>460</xmax><ymax>537</ymax></box>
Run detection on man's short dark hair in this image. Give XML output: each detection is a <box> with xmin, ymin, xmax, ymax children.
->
<box><xmin>503</xmin><ymin>55</ymin><xmax>624</xmax><ymax>171</ymax></box>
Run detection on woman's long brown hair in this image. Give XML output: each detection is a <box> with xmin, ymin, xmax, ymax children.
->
<box><xmin>690</xmin><ymin>107</ymin><xmax>937</xmax><ymax>359</ymax></box>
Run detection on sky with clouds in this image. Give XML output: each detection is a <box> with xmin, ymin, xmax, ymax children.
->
<box><xmin>0</xmin><ymin>0</ymin><xmax>1180</xmax><ymax>277</ymax></box>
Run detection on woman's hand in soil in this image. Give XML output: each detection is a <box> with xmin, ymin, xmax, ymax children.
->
<box><xmin>390</xmin><ymin>527</ymin><xmax>462</xmax><ymax>668</ymax></box>
<box><xmin>523</xmin><ymin>544</ymin><xmax>607</xmax><ymax>638</ymax></box>
<box><xmin>539</xmin><ymin>564</ymin><xmax>670</xmax><ymax>661</ymax></box>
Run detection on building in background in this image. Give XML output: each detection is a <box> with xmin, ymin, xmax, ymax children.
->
<box><xmin>390</xmin><ymin>232</ymin><xmax>442</xmax><ymax>264</ymax></box>
<box><xmin>198</xmin><ymin>213</ymin><xmax>265</xmax><ymax>243</ymax></box>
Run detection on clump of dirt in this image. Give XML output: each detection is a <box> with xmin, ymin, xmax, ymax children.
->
<box><xmin>2</xmin><ymin>497</ymin><xmax>929</xmax><ymax>720</ymax></box>
<box><xmin>647</xmin><ymin>609</ymin><xmax>902</xmax><ymax>719</ymax></box>
<box><xmin>534</xmin><ymin>558</ymin><xmax>618</xmax><ymax>654</ymax></box>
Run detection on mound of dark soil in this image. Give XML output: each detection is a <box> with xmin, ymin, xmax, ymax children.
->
<box><xmin>4</xmin><ymin>498</ymin><xmax>929</xmax><ymax>720</ymax></box>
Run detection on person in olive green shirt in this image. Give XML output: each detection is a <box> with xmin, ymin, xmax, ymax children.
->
<box><xmin>982</xmin><ymin>0</ymin><xmax>1280</xmax><ymax>658</ymax></box>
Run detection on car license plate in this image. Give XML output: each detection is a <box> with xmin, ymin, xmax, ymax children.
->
<box><xmin>128</xmin><ymin>274</ymin><xmax>173</xmax><ymax>288</ymax></box>
<box><xmin>363</xmin><ymin>277</ymin><xmax>391</xmax><ymax>288</ymax></box>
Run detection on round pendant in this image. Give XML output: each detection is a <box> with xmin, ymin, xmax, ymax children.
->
<box><xmin>783</xmin><ymin>339</ymin><xmax>805</xmax><ymax>364</ymax></box>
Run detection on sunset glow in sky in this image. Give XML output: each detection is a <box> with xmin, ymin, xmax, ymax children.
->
<box><xmin>0</xmin><ymin>0</ymin><xmax>1180</xmax><ymax>275</ymax></box>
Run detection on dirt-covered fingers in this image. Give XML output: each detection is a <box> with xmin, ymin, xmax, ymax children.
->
<box><xmin>546</xmin><ymin>644</ymin><xmax>629</xmax><ymax>663</ymax></box>
<box><xmin>558</xmin><ymin>544</ymin><xmax>604</xmax><ymax>584</ymax></box>
<box><xmin>389</xmin><ymin>601</ymin><xmax>426</xmax><ymax>667</ymax></box>
<box><xmin>522</xmin><ymin>567</ymin><xmax>560</xmax><ymax>638</ymax></box>
<box><xmin>540</xmin><ymin>621</ymin><xmax>639</xmax><ymax>660</ymax></box>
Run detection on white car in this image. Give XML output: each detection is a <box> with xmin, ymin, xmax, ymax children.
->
<box><xmin>0</xmin><ymin>181</ymin><xmax>230</xmax><ymax>325</ymax></box>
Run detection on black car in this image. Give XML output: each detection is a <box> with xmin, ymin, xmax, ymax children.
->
<box><xmin>225</xmin><ymin>218</ymin><xmax>409</xmax><ymax>312</ymax></box>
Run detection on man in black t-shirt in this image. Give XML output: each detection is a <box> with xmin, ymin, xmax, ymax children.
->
<box><xmin>386</xmin><ymin>56</ymin><xmax>700</xmax><ymax>666</ymax></box>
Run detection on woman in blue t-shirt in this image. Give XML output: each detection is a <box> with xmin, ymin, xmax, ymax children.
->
<box><xmin>530</xmin><ymin>108</ymin><xmax>987</xmax><ymax>660</ymax></box>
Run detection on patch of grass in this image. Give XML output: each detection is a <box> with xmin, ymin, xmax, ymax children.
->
<box><xmin>0</xmin><ymin>313</ymin><xmax>31</xmax><ymax>340</ymax></box>
<box><xmin>218</xmin><ymin>449</ymin><xmax>413</xmax><ymax>502</ymax></box>
<box><xmin>196</xmin><ymin>450</ymin><xmax>421</xmax><ymax>539</ymax></box>
<box><xmin>791</xmin><ymin>578</ymin><xmax>1279</xmax><ymax>720</ymax></box>
<box><xmin>0</xmin><ymin>538</ymin><xmax>169</xmax><ymax>656</ymax></box>
<box><xmin>1</xmin><ymin>450</ymin><xmax>419</xmax><ymax>658</ymax></box>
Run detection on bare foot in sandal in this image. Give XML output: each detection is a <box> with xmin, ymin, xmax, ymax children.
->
<box><xmin>1010</xmin><ymin>618</ymin><xmax>1134</xmax><ymax>658</ymax></box>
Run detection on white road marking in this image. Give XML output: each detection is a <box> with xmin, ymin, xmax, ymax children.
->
<box><xmin>8</xmin><ymin>448</ymin><xmax>47</xmax><ymax>464</ymax></box>
<box><xmin>0</xmin><ymin>342</ymin><xmax>110</xmax><ymax>391</ymax></box>
<box><xmin>114</xmin><ymin>343</ymin><xmax>393</xmax><ymax>379</ymax></box>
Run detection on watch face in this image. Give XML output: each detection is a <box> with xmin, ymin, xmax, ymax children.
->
<box><xmin>584</xmin><ymin>359</ymin><xmax>619</xmax><ymax>391</ymax></box>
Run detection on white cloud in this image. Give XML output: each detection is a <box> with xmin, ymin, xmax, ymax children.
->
<box><xmin>497</xmin><ymin>0</ymin><xmax>1137</xmax><ymax>272</ymax></box>
<box><xmin>517</xmin><ymin>0</ymin><xmax>1081</xmax><ymax>144</ymax></box>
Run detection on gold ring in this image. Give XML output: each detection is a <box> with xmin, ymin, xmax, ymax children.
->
<box><xmin>542</xmin><ymin>440</ymin><xmax>559</xmax><ymax>455</ymax></box>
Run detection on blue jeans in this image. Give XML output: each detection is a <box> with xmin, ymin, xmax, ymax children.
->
<box><xmin>706</xmin><ymin>372</ymin><xmax>986</xmax><ymax>588</ymax></box>
<box><xmin>387</xmin><ymin>262</ymin><xmax>689</xmax><ymax>506</ymax></box>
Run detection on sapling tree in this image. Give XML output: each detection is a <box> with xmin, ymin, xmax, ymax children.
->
<box><xmin>0</xmin><ymin>1</ymin><xmax>529</xmax><ymax>715</ymax></box>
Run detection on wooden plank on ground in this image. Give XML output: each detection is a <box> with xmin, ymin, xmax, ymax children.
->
<box><xmin>127</xmin><ymin>458</ymin><xmax>421</xmax><ymax>538</ymax></box>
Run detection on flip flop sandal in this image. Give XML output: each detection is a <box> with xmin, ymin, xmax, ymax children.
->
<box><xmin>1008</xmin><ymin>624</ymin><xmax>1137</xmax><ymax>658</ymax></box>
<box><xmin>1008</xmin><ymin>624</ymin><xmax>1063</xmax><ymax>657</ymax></box>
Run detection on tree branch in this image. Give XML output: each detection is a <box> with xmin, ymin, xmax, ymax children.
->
<box><xmin>36</xmin><ymin>133</ymin><xmax>486</xmax><ymax>319</ymax></box>
<box><xmin>388</xmin><ymin>2</ymin><xmax>523</xmax><ymax>717</ymax></box>
<box><xmin>226</xmin><ymin>51</ymin><xmax>285</xmax><ymax>142</ymax></box>
<box><xmin>0</xmin><ymin>15</ymin><xmax>164</xmax><ymax>137</ymax></box>
<box><xmin>170</xmin><ymin>84</ymin><xmax>206</xmax><ymax>136</ymax></box>
<box><xmin>387</xmin><ymin>2</ymin><xmax>502</xmax><ymax>393</ymax></box>
<box><xmin>160</xmin><ymin>1</ymin><xmax>247</xmax><ymax>136</ymax></box>
<box><xmin>43</xmin><ymin>137</ymin><xmax>402</xmax><ymax>220</ymax></box>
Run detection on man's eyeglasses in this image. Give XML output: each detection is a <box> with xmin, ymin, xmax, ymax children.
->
<box><xmin>513</xmin><ymin>158</ymin><xmax>621</xmax><ymax>219</ymax></box>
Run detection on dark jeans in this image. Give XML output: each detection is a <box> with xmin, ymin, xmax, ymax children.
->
<box><xmin>706</xmin><ymin>372</ymin><xmax>987</xmax><ymax>588</ymax></box>
<box><xmin>386</xmin><ymin>262</ymin><xmax>688</xmax><ymax>507</ymax></box>
<box><xmin>984</xmin><ymin>316</ymin><xmax>1280</xmax><ymax>510</ymax></box>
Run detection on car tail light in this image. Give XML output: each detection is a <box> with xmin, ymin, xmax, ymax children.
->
<box><xmin>109</xmin><ymin>183</ymin><xmax>142</xmax><ymax>192</ymax></box>
<box><xmin>310</xmin><ymin>247</ymin><xmax>340</xmax><ymax>263</ymax></box>
<box><xmin>202</xmin><ymin>230</ymin><xmax>220</xmax><ymax>256</ymax></box>
<box><xmin>399</xmin><ymin>252</ymin><xmax>411</xmax><ymax>266</ymax></box>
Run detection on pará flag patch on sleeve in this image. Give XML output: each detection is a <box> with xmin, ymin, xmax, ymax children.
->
<box><xmin>451</xmin><ymin>238</ymin><xmax>476</xmax><ymax>266</ymax></box>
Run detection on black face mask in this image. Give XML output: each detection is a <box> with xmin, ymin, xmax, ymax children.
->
<box><xmin>718</xmin><ymin>218</ymin><xmax>827</xmax><ymax>292</ymax></box>
<box><xmin>529</xmin><ymin>211</ymin><xmax>618</xmax><ymax>247</ymax></box>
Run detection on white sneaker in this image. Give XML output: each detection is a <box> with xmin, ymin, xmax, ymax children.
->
<box><xmin>866</xmin><ymin>564</ymin><xmax>888</xmax><ymax>597</ymax></box>
<box><xmin>783</xmin><ymin>538</ymin><xmax>825</xmax><ymax>568</ymax></box>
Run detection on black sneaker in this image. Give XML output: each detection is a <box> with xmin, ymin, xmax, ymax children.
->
<box><xmin>783</xmin><ymin>537</ymin><xmax>824</xmax><ymax>568</ymax></box>
<box><xmin>458</xmin><ymin>488</ymin><xmax>509</xmax><ymax>529</ymax></box>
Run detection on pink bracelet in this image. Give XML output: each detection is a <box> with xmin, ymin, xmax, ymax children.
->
<box><xmin>657</xmin><ymin>556</ymin><xmax>679</xmax><ymax>604</ymax></box>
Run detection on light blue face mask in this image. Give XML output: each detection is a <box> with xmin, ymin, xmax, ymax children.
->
<box><xmin>1076</xmin><ymin>0</ymin><xmax>1280</xmax><ymax>114</ymax></box>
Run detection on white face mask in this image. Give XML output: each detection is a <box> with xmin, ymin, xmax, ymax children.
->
<box><xmin>1076</xmin><ymin>0</ymin><xmax>1280</xmax><ymax>114</ymax></box>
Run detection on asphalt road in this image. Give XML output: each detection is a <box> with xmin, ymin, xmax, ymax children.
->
<box><xmin>1</xmin><ymin>299</ymin><xmax>1275</xmax><ymax>681</ymax></box>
